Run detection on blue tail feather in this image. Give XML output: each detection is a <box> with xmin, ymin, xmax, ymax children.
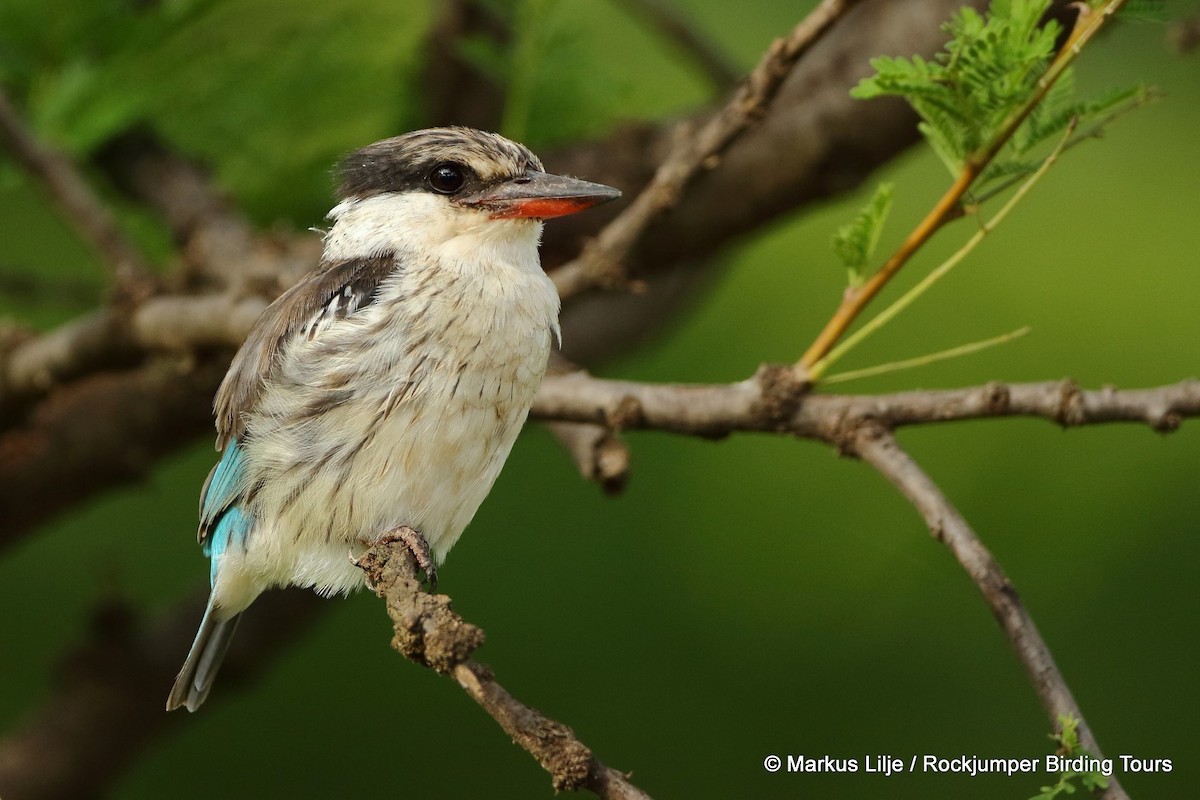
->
<box><xmin>169</xmin><ymin>436</ymin><xmax>254</xmax><ymax>711</ymax></box>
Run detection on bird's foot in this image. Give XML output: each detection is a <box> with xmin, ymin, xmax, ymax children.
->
<box><xmin>378</xmin><ymin>525</ymin><xmax>438</xmax><ymax>591</ymax></box>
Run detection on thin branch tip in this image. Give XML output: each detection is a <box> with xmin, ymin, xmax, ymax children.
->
<box><xmin>0</xmin><ymin>87</ymin><xmax>155</xmax><ymax>287</ymax></box>
<box><xmin>553</xmin><ymin>0</ymin><xmax>861</xmax><ymax>300</ymax></box>
<box><xmin>359</xmin><ymin>537</ymin><xmax>650</xmax><ymax>799</ymax></box>
<box><xmin>855</xmin><ymin>428</ymin><xmax>1129</xmax><ymax>800</ymax></box>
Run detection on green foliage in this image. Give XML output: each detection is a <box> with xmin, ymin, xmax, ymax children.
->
<box><xmin>1120</xmin><ymin>0</ymin><xmax>1170</xmax><ymax>23</ymax></box>
<box><xmin>995</xmin><ymin>79</ymin><xmax>1150</xmax><ymax>184</ymax></box>
<box><xmin>0</xmin><ymin>0</ymin><xmax>219</xmax><ymax>152</ymax></box>
<box><xmin>853</xmin><ymin>0</ymin><xmax>1061</xmax><ymax>173</ymax></box>
<box><xmin>0</xmin><ymin>0</ymin><xmax>433</xmax><ymax>221</ymax></box>
<box><xmin>832</xmin><ymin>182</ymin><xmax>893</xmax><ymax>288</ymax></box>
<box><xmin>1</xmin><ymin>0</ymin><xmax>708</xmax><ymax>219</ymax></box>
<box><xmin>851</xmin><ymin>0</ymin><xmax>1137</xmax><ymax>191</ymax></box>
<box><xmin>1030</xmin><ymin>716</ymin><xmax>1110</xmax><ymax>800</ymax></box>
<box><xmin>831</xmin><ymin>0</ymin><xmax>1147</xmax><ymax>291</ymax></box>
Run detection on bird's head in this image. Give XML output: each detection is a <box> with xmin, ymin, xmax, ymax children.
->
<box><xmin>328</xmin><ymin>128</ymin><xmax>620</xmax><ymax>256</ymax></box>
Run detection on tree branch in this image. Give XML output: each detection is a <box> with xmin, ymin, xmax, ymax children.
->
<box><xmin>0</xmin><ymin>295</ymin><xmax>260</xmax><ymax>409</ymax></box>
<box><xmin>355</xmin><ymin>536</ymin><xmax>652</xmax><ymax>800</ymax></box>
<box><xmin>0</xmin><ymin>589</ymin><xmax>324</xmax><ymax>800</ymax></box>
<box><xmin>797</xmin><ymin>0</ymin><xmax>1129</xmax><ymax>371</ymax></box>
<box><xmin>543</xmin><ymin>420</ymin><xmax>631</xmax><ymax>494</ymax></box>
<box><xmin>4</xmin><ymin>341</ymin><xmax>1196</xmax><ymax>549</ymax></box>
<box><xmin>852</xmin><ymin>425</ymin><xmax>1129</xmax><ymax>800</ymax></box>
<box><xmin>0</xmin><ymin>359</ymin><xmax>224</xmax><ymax>552</ymax></box>
<box><xmin>530</xmin><ymin>372</ymin><xmax>1200</xmax><ymax>440</ymax></box>
<box><xmin>541</xmin><ymin>0</ymin><xmax>984</xmax><ymax>295</ymax></box>
<box><xmin>551</xmin><ymin>0</ymin><xmax>864</xmax><ymax>299</ymax></box>
<box><xmin>0</xmin><ymin>88</ymin><xmax>155</xmax><ymax>291</ymax></box>
<box><xmin>610</xmin><ymin>0</ymin><xmax>740</xmax><ymax>90</ymax></box>
<box><xmin>2</xmin><ymin>1</ymin><xmax>975</xmax><ymax>421</ymax></box>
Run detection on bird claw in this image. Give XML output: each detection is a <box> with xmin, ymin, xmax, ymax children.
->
<box><xmin>378</xmin><ymin>525</ymin><xmax>438</xmax><ymax>591</ymax></box>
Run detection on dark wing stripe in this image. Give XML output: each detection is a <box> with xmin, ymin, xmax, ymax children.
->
<box><xmin>213</xmin><ymin>253</ymin><xmax>398</xmax><ymax>448</ymax></box>
<box><xmin>302</xmin><ymin>268</ymin><xmax>386</xmax><ymax>339</ymax></box>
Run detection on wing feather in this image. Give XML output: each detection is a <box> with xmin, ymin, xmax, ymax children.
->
<box><xmin>213</xmin><ymin>253</ymin><xmax>398</xmax><ymax>449</ymax></box>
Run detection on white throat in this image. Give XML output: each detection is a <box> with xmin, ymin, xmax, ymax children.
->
<box><xmin>323</xmin><ymin>193</ymin><xmax>545</xmax><ymax>274</ymax></box>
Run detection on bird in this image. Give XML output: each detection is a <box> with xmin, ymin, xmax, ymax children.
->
<box><xmin>166</xmin><ymin>127</ymin><xmax>620</xmax><ymax>712</ymax></box>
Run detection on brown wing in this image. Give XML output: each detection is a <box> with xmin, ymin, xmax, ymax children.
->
<box><xmin>213</xmin><ymin>253</ymin><xmax>398</xmax><ymax>449</ymax></box>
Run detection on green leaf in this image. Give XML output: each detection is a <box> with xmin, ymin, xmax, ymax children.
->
<box><xmin>1031</xmin><ymin>715</ymin><xmax>1112</xmax><ymax>800</ymax></box>
<box><xmin>1118</xmin><ymin>1</ymin><xmax>1170</xmax><ymax>23</ymax></box>
<box><xmin>852</xmin><ymin>0</ymin><xmax>1148</xmax><ymax>198</ymax></box>
<box><xmin>832</xmin><ymin>182</ymin><xmax>894</xmax><ymax>287</ymax></box>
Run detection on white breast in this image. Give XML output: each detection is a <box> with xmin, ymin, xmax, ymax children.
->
<box><xmin>216</xmin><ymin>192</ymin><xmax>560</xmax><ymax>608</ymax></box>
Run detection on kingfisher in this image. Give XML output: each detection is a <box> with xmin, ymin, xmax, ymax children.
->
<box><xmin>167</xmin><ymin>127</ymin><xmax>620</xmax><ymax>711</ymax></box>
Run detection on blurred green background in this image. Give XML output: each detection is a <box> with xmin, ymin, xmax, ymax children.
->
<box><xmin>2</xmin><ymin>1</ymin><xmax>1197</xmax><ymax>798</ymax></box>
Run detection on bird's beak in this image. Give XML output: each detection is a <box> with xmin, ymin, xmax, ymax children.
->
<box><xmin>461</xmin><ymin>171</ymin><xmax>622</xmax><ymax>219</ymax></box>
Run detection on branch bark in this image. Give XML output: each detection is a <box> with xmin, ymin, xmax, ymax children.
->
<box><xmin>551</xmin><ymin>0</ymin><xmax>865</xmax><ymax>298</ymax></box>
<box><xmin>355</xmin><ymin>536</ymin><xmax>652</xmax><ymax>800</ymax></box>
<box><xmin>0</xmin><ymin>359</ymin><xmax>224</xmax><ymax>553</ymax></box>
<box><xmin>544</xmin><ymin>420</ymin><xmax>631</xmax><ymax>494</ymax></box>
<box><xmin>852</xmin><ymin>425</ymin><xmax>1129</xmax><ymax>800</ymax></box>
<box><xmin>530</xmin><ymin>372</ymin><xmax>1200</xmax><ymax>440</ymax></box>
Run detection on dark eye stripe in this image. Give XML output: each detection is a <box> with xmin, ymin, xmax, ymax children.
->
<box><xmin>335</xmin><ymin>128</ymin><xmax>543</xmax><ymax>200</ymax></box>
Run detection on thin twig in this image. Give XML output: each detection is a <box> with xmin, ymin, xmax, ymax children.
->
<box><xmin>821</xmin><ymin>326</ymin><xmax>1030</xmax><ymax>384</ymax></box>
<box><xmin>610</xmin><ymin>0</ymin><xmax>740</xmax><ymax>89</ymax></box>
<box><xmin>798</xmin><ymin>0</ymin><xmax>1130</xmax><ymax>372</ymax></box>
<box><xmin>809</xmin><ymin>115</ymin><xmax>1077</xmax><ymax>380</ymax></box>
<box><xmin>551</xmin><ymin>0</ymin><xmax>863</xmax><ymax>299</ymax></box>
<box><xmin>0</xmin><ymin>88</ymin><xmax>155</xmax><ymax>290</ymax></box>
<box><xmin>852</xmin><ymin>425</ymin><xmax>1129</xmax><ymax>800</ymax></box>
<box><xmin>356</xmin><ymin>537</ymin><xmax>653</xmax><ymax>800</ymax></box>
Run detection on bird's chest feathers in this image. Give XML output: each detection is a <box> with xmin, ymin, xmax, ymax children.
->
<box><xmin>358</xmin><ymin>246</ymin><xmax>557</xmax><ymax>411</ymax></box>
<box><xmin>240</xmin><ymin>197</ymin><xmax>559</xmax><ymax>572</ymax></box>
<box><xmin>256</xmin><ymin>231</ymin><xmax>558</xmax><ymax>541</ymax></box>
<box><xmin>316</xmin><ymin>193</ymin><xmax>559</xmax><ymax>398</ymax></box>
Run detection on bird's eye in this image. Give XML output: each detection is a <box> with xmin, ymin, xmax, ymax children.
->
<box><xmin>428</xmin><ymin>162</ymin><xmax>466</xmax><ymax>194</ymax></box>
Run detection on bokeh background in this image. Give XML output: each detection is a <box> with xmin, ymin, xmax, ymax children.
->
<box><xmin>2</xmin><ymin>1</ymin><xmax>1197</xmax><ymax>798</ymax></box>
